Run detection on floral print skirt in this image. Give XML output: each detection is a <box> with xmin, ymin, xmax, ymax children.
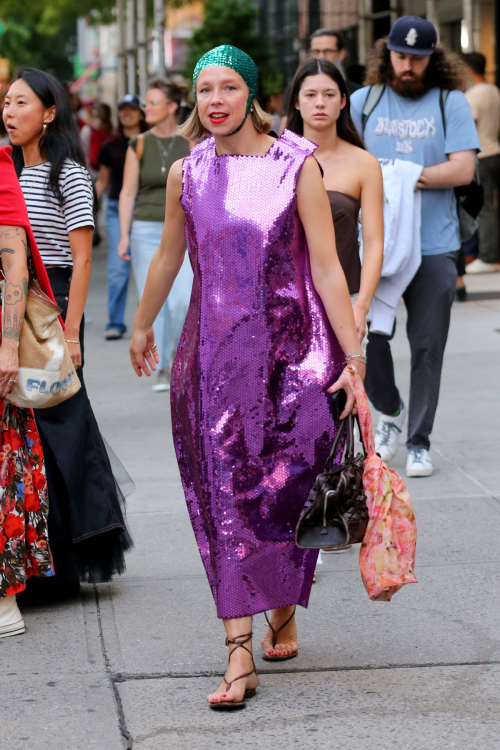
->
<box><xmin>0</xmin><ymin>403</ymin><xmax>53</xmax><ymax>597</ymax></box>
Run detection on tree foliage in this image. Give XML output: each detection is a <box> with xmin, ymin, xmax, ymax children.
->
<box><xmin>0</xmin><ymin>0</ymin><xmax>185</xmax><ymax>81</ymax></box>
<box><xmin>186</xmin><ymin>0</ymin><xmax>279</xmax><ymax>97</ymax></box>
<box><xmin>0</xmin><ymin>0</ymin><xmax>119</xmax><ymax>80</ymax></box>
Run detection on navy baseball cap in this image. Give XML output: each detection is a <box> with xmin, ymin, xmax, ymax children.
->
<box><xmin>118</xmin><ymin>93</ymin><xmax>143</xmax><ymax>111</ymax></box>
<box><xmin>387</xmin><ymin>16</ymin><xmax>437</xmax><ymax>56</ymax></box>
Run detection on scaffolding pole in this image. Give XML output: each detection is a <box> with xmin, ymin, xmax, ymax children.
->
<box><xmin>137</xmin><ymin>0</ymin><xmax>148</xmax><ymax>100</ymax></box>
<box><xmin>154</xmin><ymin>0</ymin><xmax>166</xmax><ymax>76</ymax></box>
<box><xmin>358</xmin><ymin>0</ymin><xmax>371</xmax><ymax>66</ymax></box>
<box><xmin>462</xmin><ymin>0</ymin><xmax>473</xmax><ymax>51</ymax></box>
<box><xmin>426</xmin><ymin>0</ymin><xmax>440</xmax><ymax>38</ymax></box>
<box><xmin>126</xmin><ymin>0</ymin><xmax>137</xmax><ymax>94</ymax></box>
<box><xmin>116</xmin><ymin>0</ymin><xmax>127</xmax><ymax>100</ymax></box>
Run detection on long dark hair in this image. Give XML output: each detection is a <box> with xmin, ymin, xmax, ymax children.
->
<box><xmin>10</xmin><ymin>68</ymin><xmax>88</xmax><ymax>204</ymax></box>
<box><xmin>287</xmin><ymin>58</ymin><xmax>365</xmax><ymax>150</ymax></box>
<box><xmin>106</xmin><ymin>112</ymin><xmax>148</xmax><ymax>163</ymax></box>
<box><xmin>97</xmin><ymin>102</ymin><xmax>113</xmax><ymax>133</ymax></box>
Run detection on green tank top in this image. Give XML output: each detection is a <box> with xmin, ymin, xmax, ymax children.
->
<box><xmin>129</xmin><ymin>131</ymin><xmax>190</xmax><ymax>222</ymax></box>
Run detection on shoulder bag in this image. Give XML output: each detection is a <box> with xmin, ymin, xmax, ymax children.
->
<box><xmin>0</xmin><ymin>277</ymin><xmax>81</xmax><ymax>409</ymax></box>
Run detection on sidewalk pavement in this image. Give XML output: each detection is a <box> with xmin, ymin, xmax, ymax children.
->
<box><xmin>1</xmin><ymin>246</ymin><xmax>500</xmax><ymax>750</ymax></box>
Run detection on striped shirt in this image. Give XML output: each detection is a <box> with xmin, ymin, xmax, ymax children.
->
<box><xmin>20</xmin><ymin>160</ymin><xmax>94</xmax><ymax>267</ymax></box>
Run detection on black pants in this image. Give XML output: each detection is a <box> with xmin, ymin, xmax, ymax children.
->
<box><xmin>478</xmin><ymin>154</ymin><xmax>500</xmax><ymax>264</ymax></box>
<box><xmin>365</xmin><ymin>252</ymin><xmax>457</xmax><ymax>450</ymax></box>
<box><xmin>33</xmin><ymin>267</ymin><xmax>131</xmax><ymax>585</ymax></box>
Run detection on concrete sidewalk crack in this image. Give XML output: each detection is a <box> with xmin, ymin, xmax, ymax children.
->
<box><xmin>433</xmin><ymin>446</ymin><xmax>496</xmax><ymax>498</ymax></box>
<box><xmin>94</xmin><ymin>586</ymin><xmax>134</xmax><ymax>750</ymax></box>
<box><xmin>111</xmin><ymin>658</ymin><xmax>500</xmax><ymax>683</ymax></box>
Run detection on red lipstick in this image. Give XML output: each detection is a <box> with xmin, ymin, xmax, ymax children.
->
<box><xmin>209</xmin><ymin>112</ymin><xmax>229</xmax><ymax>124</ymax></box>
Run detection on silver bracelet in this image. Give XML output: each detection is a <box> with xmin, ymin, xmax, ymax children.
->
<box><xmin>345</xmin><ymin>353</ymin><xmax>367</xmax><ymax>364</ymax></box>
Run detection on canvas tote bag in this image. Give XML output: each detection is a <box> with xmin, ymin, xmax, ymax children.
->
<box><xmin>0</xmin><ymin>277</ymin><xmax>81</xmax><ymax>409</ymax></box>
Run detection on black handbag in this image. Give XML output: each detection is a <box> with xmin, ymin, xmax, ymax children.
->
<box><xmin>296</xmin><ymin>415</ymin><xmax>368</xmax><ymax>550</ymax></box>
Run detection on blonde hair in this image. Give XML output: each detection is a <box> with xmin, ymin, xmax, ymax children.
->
<box><xmin>180</xmin><ymin>99</ymin><xmax>274</xmax><ymax>140</ymax></box>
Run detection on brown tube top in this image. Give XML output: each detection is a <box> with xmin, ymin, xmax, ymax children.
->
<box><xmin>327</xmin><ymin>190</ymin><xmax>361</xmax><ymax>295</ymax></box>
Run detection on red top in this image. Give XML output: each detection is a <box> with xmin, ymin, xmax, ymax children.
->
<box><xmin>0</xmin><ymin>145</ymin><xmax>58</xmax><ymax>309</ymax></box>
<box><xmin>89</xmin><ymin>127</ymin><xmax>111</xmax><ymax>171</ymax></box>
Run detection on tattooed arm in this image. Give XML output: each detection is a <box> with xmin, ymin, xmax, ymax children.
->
<box><xmin>0</xmin><ymin>225</ymin><xmax>29</xmax><ymax>398</ymax></box>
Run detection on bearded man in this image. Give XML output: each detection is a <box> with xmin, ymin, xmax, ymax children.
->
<box><xmin>351</xmin><ymin>16</ymin><xmax>480</xmax><ymax>478</ymax></box>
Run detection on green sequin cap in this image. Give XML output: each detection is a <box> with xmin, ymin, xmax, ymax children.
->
<box><xmin>193</xmin><ymin>45</ymin><xmax>258</xmax><ymax>134</ymax></box>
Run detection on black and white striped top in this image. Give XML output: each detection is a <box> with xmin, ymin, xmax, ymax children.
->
<box><xmin>20</xmin><ymin>160</ymin><xmax>94</xmax><ymax>267</ymax></box>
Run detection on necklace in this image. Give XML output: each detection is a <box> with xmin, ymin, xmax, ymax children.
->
<box><xmin>154</xmin><ymin>135</ymin><xmax>176</xmax><ymax>174</ymax></box>
<box><xmin>24</xmin><ymin>161</ymin><xmax>48</xmax><ymax>197</ymax></box>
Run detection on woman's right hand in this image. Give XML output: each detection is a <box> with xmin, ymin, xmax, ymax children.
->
<box><xmin>130</xmin><ymin>326</ymin><xmax>159</xmax><ymax>377</ymax></box>
<box><xmin>117</xmin><ymin>235</ymin><xmax>131</xmax><ymax>261</ymax></box>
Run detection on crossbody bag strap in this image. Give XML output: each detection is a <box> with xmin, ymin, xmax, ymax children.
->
<box><xmin>135</xmin><ymin>133</ymin><xmax>145</xmax><ymax>162</ymax></box>
<box><xmin>439</xmin><ymin>89</ymin><xmax>449</xmax><ymax>138</ymax></box>
<box><xmin>361</xmin><ymin>84</ymin><xmax>386</xmax><ymax>135</ymax></box>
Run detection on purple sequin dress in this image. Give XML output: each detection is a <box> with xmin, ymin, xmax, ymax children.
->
<box><xmin>171</xmin><ymin>130</ymin><xmax>344</xmax><ymax>619</ymax></box>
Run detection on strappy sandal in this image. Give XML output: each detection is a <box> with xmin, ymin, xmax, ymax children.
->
<box><xmin>262</xmin><ymin>607</ymin><xmax>298</xmax><ymax>662</ymax></box>
<box><xmin>209</xmin><ymin>631</ymin><xmax>258</xmax><ymax>711</ymax></box>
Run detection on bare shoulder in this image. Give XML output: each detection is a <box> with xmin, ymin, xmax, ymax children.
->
<box><xmin>298</xmin><ymin>154</ymin><xmax>323</xmax><ymax>183</ymax></box>
<box><xmin>357</xmin><ymin>148</ymin><xmax>381</xmax><ymax>175</ymax></box>
<box><xmin>296</xmin><ymin>156</ymin><xmax>325</xmax><ymax>202</ymax></box>
<box><xmin>169</xmin><ymin>157</ymin><xmax>186</xmax><ymax>182</ymax></box>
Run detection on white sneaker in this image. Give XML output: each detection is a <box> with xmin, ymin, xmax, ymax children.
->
<box><xmin>105</xmin><ymin>328</ymin><xmax>123</xmax><ymax>340</ymax></box>
<box><xmin>406</xmin><ymin>448</ymin><xmax>434</xmax><ymax>478</ymax></box>
<box><xmin>0</xmin><ymin>595</ymin><xmax>25</xmax><ymax>638</ymax></box>
<box><xmin>375</xmin><ymin>402</ymin><xmax>406</xmax><ymax>462</ymax></box>
<box><xmin>465</xmin><ymin>259</ymin><xmax>500</xmax><ymax>274</ymax></box>
<box><xmin>151</xmin><ymin>369</ymin><xmax>170</xmax><ymax>393</ymax></box>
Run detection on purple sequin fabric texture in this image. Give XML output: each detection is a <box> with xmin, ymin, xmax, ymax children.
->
<box><xmin>171</xmin><ymin>130</ymin><xmax>344</xmax><ymax>619</ymax></box>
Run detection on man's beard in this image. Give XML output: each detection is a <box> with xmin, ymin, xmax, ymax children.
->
<box><xmin>389</xmin><ymin>70</ymin><xmax>430</xmax><ymax>98</ymax></box>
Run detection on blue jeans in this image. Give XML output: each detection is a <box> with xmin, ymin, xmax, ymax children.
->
<box><xmin>130</xmin><ymin>220</ymin><xmax>193</xmax><ymax>371</ymax></box>
<box><xmin>106</xmin><ymin>199</ymin><xmax>130</xmax><ymax>333</ymax></box>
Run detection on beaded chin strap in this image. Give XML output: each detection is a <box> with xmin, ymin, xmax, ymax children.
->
<box><xmin>192</xmin><ymin>45</ymin><xmax>258</xmax><ymax>136</ymax></box>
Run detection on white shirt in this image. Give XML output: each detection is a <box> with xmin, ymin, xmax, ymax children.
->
<box><xmin>362</xmin><ymin>159</ymin><xmax>423</xmax><ymax>335</ymax></box>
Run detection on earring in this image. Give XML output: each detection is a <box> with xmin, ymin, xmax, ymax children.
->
<box><xmin>42</xmin><ymin>123</ymin><xmax>48</xmax><ymax>131</ymax></box>
<box><xmin>250</xmin><ymin>105</ymin><xmax>254</xmax><ymax>113</ymax></box>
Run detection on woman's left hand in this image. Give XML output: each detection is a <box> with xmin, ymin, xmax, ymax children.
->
<box><xmin>0</xmin><ymin>343</ymin><xmax>19</xmax><ymax>400</ymax></box>
<box><xmin>352</xmin><ymin>303</ymin><xmax>368</xmax><ymax>344</ymax></box>
<box><xmin>327</xmin><ymin>361</ymin><xmax>366</xmax><ymax>420</ymax></box>
<box><xmin>67</xmin><ymin>341</ymin><xmax>82</xmax><ymax>369</ymax></box>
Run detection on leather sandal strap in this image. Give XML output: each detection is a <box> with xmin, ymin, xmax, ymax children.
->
<box><xmin>264</xmin><ymin>607</ymin><xmax>296</xmax><ymax>644</ymax></box>
<box><xmin>225</xmin><ymin>631</ymin><xmax>252</xmax><ymax>646</ymax></box>
<box><xmin>224</xmin><ymin>667</ymin><xmax>256</xmax><ymax>691</ymax></box>
<box><xmin>223</xmin><ymin>631</ymin><xmax>257</xmax><ymax>691</ymax></box>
